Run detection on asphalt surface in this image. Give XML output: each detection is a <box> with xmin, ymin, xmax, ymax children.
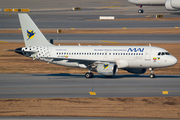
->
<box><xmin>0</xmin><ymin>73</ymin><xmax>180</xmax><ymax>99</ymax></box>
<box><xmin>1</xmin><ymin>14</ymin><xmax>180</xmax><ymax>28</ymax></box>
<box><xmin>1</xmin><ymin>33</ymin><xmax>180</xmax><ymax>43</ymax></box>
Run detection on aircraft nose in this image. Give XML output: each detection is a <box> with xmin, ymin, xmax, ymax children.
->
<box><xmin>128</xmin><ymin>0</ymin><xmax>135</xmax><ymax>3</ymax></box>
<box><xmin>169</xmin><ymin>56</ymin><xmax>178</xmax><ymax>66</ymax></box>
<box><xmin>172</xmin><ymin>56</ymin><xmax>178</xmax><ymax>65</ymax></box>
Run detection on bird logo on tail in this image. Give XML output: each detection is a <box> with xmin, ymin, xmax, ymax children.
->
<box><xmin>27</xmin><ymin>30</ymin><xmax>35</xmax><ymax>40</ymax></box>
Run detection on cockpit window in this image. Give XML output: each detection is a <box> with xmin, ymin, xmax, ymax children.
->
<box><xmin>158</xmin><ymin>52</ymin><xmax>170</xmax><ymax>56</ymax></box>
<box><xmin>165</xmin><ymin>52</ymin><xmax>170</xmax><ymax>55</ymax></box>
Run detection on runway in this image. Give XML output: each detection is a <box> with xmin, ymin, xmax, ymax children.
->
<box><xmin>0</xmin><ymin>73</ymin><xmax>180</xmax><ymax>99</ymax></box>
<box><xmin>1</xmin><ymin>34</ymin><xmax>180</xmax><ymax>43</ymax></box>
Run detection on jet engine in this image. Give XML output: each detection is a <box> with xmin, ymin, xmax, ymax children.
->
<box><xmin>124</xmin><ymin>68</ymin><xmax>147</xmax><ymax>74</ymax></box>
<box><xmin>96</xmin><ymin>63</ymin><xmax>118</xmax><ymax>76</ymax></box>
<box><xmin>165</xmin><ymin>0</ymin><xmax>180</xmax><ymax>11</ymax></box>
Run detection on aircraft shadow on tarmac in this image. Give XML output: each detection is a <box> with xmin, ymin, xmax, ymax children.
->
<box><xmin>34</xmin><ymin>73</ymin><xmax>180</xmax><ymax>79</ymax></box>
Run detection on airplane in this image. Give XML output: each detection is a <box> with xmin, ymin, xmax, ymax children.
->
<box><xmin>14</xmin><ymin>13</ymin><xmax>177</xmax><ymax>78</ymax></box>
<box><xmin>128</xmin><ymin>0</ymin><xmax>180</xmax><ymax>13</ymax></box>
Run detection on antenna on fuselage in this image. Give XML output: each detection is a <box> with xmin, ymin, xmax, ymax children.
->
<box><xmin>149</xmin><ymin>44</ymin><xmax>151</xmax><ymax>47</ymax></box>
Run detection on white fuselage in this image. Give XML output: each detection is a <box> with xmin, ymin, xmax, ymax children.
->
<box><xmin>22</xmin><ymin>45</ymin><xmax>177</xmax><ymax>69</ymax></box>
<box><xmin>128</xmin><ymin>0</ymin><xmax>166</xmax><ymax>5</ymax></box>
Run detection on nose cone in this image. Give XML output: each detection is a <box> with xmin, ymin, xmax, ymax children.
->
<box><xmin>171</xmin><ymin>56</ymin><xmax>178</xmax><ymax>66</ymax></box>
<box><xmin>128</xmin><ymin>0</ymin><xmax>138</xmax><ymax>4</ymax></box>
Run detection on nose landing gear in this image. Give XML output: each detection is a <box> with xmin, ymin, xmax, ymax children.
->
<box><xmin>138</xmin><ymin>5</ymin><xmax>144</xmax><ymax>13</ymax></box>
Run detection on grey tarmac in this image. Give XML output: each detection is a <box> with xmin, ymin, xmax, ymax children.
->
<box><xmin>1</xmin><ymin>34</ymin><xmax>180</xmax><ymax>43</ymax></box>
<box><xmin>0</xmin><ymin>73</ymin><xmax>180</xmax><ymax>99</ymax></box>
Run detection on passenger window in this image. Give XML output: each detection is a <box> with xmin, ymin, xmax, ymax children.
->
<box><xmin>84</xmin><ymin>53</ymin><xmax>86</xmax><ymax>55</ymax></box>
<box><xmin>158</xmin><ymin>52</ymin><xmax>161</xmax><ymax>55</ymax></box>
<box><xmin>74</xmin><ymin>53</ymin><xmax>76</xmax><ymax>55</ymax></box>
<box><xmin>69</xmin><ymin>53</ymin><xmax>71</xmax><ymax>55</ymax></box>
<box><xmin>97</xmin><ymin>53</ymin><xmax>99</xmax><ymax>55</ymax></box>
<box><xmin>109</xmin><ymin>53</ymin><xmax>111</xmax><ymax>55</ymax></box>
<box><xmin>123</xmin><ymin>53</ymin><xmax>125</xmax><ymax>55</ymax></box>
<box><xmin>162</xmin><ymin>52</ymin><xmax>165</xmax><ymax>55</ymax></box>
<box><xmin>92</xmin><ymin>53</ymin><xmax>94</xmax><ymax>55</ymax></box>
<box><xmin>95</xmin><ymin>53</ymin><xmax>96</xmax><ymax>55</ymax></box>
<box><xmin>102</xmin><ymin>53</ymin><xmax>104</xmax><ymax>55</ymax></box>
<box><xmin>105</xmin><ymin>53</ymin><xmax>107</xmax><ymax>55</ymax></box>
<box><xmin>90</xmin><ymin>53</ymin><xmax>91</xmax><ymax>55</ymax></box>
<box><xmin>131</xmin><ymin>53</ymin><xmax>133</xmax><ymax>55</ymax></box>
<box><xmin>79</xmin><ymin>53</ymin><xmax>81</xmax><ymax>55</ymax></box>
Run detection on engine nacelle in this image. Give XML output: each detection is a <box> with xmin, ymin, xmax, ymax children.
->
<box><xmin>165</xmin><ymin>0</ymin><xmax>180</xmax><ymax>11</ymax></box>
<box><xmin>171</xmin><ymin>0</ymin><xmax>180</xmax><ymax>9</ymax></box>
<box><xmin>96</xmin><ymin>63</ymin><xmax>118</xmax><ymax>76</ymax></box>
<box><xmin>124</xmin><ymin>68</ymin><xmax>147</xmax><ymax>74</ymax></box>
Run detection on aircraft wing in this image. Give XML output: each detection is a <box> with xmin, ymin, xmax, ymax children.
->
<box><xmin>44</xmin><ymin>57</ymin><xmax>115</xmax><ymax>65</ymax></box>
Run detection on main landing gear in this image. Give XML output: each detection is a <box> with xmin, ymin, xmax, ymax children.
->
<box><xmin>138</xmin><ymin>5</ymin><xmax>144</xmax><ymax>13</ymax></box>
<box><xmin>85</xmin><ymin>69</ymin><xmax>94</xmax><ymax>78</ymax></box>
<box><xmin>149</xmin><ymin>68</ymin><xmax>155</xmax><ymax>78</ymax></box>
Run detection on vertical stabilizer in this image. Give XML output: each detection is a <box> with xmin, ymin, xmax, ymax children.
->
<box><xmin>18</xmin><ymin>13</ymin><xmax>52</xmax><ymax>47</ymax></box>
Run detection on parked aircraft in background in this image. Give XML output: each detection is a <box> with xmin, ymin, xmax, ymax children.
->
<box><xmin>14</xmin><ymin>13</ymin><xmax>177</xmax><ymax>78</ymax></box>
<box><xmin>128</xmin><ymin>0</ymin><xmax>180</xmax><ymax>13</ymax></box>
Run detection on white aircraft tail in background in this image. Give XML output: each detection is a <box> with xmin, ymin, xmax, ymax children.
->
<box><xmin>15</xmin><ymin>13</ymin><xmax>178</xmax><ymax>78</ymax></box>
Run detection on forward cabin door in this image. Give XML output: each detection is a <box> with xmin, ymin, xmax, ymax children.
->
<box><xmin>145</xmin><ymin>48</ymin><xmax>151</xmax><ymax>61</ymax></box>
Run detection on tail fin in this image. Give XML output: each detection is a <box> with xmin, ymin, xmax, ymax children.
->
<box><xmin>18</xmin><ymin>13</ymin><xmax>52</xmax><ymax>47</ymax></box>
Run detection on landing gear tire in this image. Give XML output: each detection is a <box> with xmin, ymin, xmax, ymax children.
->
<box><xmin>138</xmin><ymin>9</ymin><xmax>144</xmax><ymax>13</ymax></box>
<box><xmin>85</xmin><ymin>72</ymin><xmax>94</xmax><ymax>78</ymax></box>
<box><xmin>150</xmin><ymin>74</ymin><xmax>155</xmax><ymax>78</ymax></box>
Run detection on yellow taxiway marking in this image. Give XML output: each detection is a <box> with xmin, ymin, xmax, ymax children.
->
<box><xmin>162</xmin><ymin>91</ymin><xmax>168</xmax><ymax>94</ymax></box>
<box><xmin>89</xmin><ymin>92</ymin><xmax>96</xmax><ymax>95</ymax></box>
<box><xmin>123</xmin><ymin>27</ymin><xmax>127</xmax><ymax>29</ymax></box>
<box><xmin>175</xmin><ymin>27</ymin><xmax>179</xmax><ymax>29</ymax></box>
<box><xmin>145</xmin><ymin>15</ymin><xmax>151</xmax><ymax>18</ymax></box>
<box><xmin>104</xmin><ymin>6</ymin><xmax>121</xmax><ymax>8</ymax></box>
<box><xmin>71</xmin><ymin>28</ymin><xmax>75</xmax><ymax>30</ymax></box>
<box><xmin>101</xmin><ymin>40</ymin><xmax>119</xmax><ymax>44</ymax></box>
<box><xmin>0</xmin><ymin>41</ymin><xmax>8</xmax><ymax>43</ymax></box>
